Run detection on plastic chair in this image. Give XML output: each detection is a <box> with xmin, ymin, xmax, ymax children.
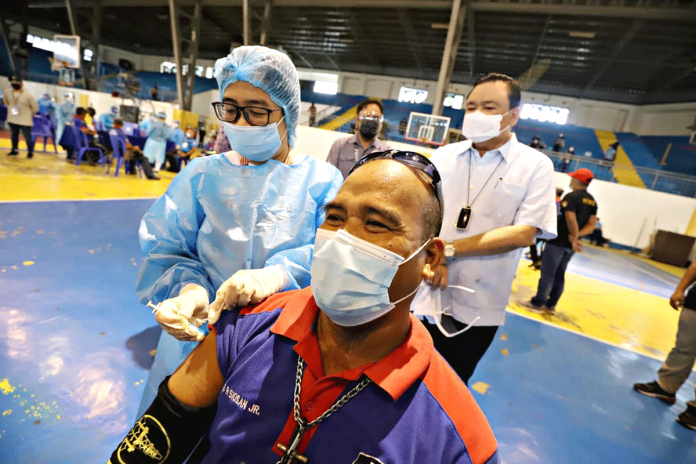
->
<box><xmin>107</xmin><ymin>133</ymin><xmax>142</xmax><ymax>178</ymax></box>
<box><xmin>32</xmin><ymin>115</ymin><xmax>57</xmax><ymax>153</ymax></box>
<box><xmin>73</xmin><ymin>126</ymin><xmax>106</xmax><ymax>167</ymax></box>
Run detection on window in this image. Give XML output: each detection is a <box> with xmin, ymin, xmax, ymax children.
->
<box><xmin>314</xmin><ymin>81</ymin><xmax>338</xmax><ymax>95</ymax></box>
<box><xmin>160</xmin><ymin>62</ymin><xmax>214</xmax><ymax>78</ymax></box>
<box><xmin>443</xmin><ymin>93</ymin><xmax>464</xmax><ymax>110</ymax></box>
<box><xmin>398</xmin><ymin>87</ymin><xmax>428</xmax><ymax>104</ymax></box>
<box><xmin>519</xmin><ymin>103</ymin><xmax>570</xmax><ymax>125</ymax></box>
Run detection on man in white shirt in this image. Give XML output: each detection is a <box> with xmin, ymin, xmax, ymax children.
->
<box><xmin>412</xmin><ymin>73</ymin><xmax>557</xmax><ymax>384</ymax></box>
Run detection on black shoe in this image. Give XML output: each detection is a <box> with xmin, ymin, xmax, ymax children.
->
<box><xmin>27</xmin><ymin>153</ymin><xmax>33</xmax><ymax>159</ymax></box>
<box><xmin>148</xmin><ymin>174</ymin><xmax>160</xmax><ymax>180</ymax></box>
<box><xmin>7</xmin><ymin>150</ymin><xmax>18</xmax><ymax>156</ymax></box>
<box><xmin>676</xmin><ymin>405</ymin><xmax>696</xmax><ymax>431</ymax></box>
<box><xmin>633</xmin><ymin>381</ymin><xmax>676</xmax><ymax>404</ymax></box>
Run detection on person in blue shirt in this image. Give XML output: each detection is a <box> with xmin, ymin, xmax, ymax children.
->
<box><xmin>164</xmin><ymin>120</ymin><xmax>186</xmax><ymax>171</ymax></box>
<box><xmin>133</xmin><ymin>45</ymin><xmax>343</xmax><ymax>416</ymax></box>
<box><xmin>142</xmin><ymin>111</ymin><xmax>171</xmax><ymax>172</ymax></box>
<box><xmin>98</xmin><ymin>105</ymin><xmax>119</xmax><ymax>131</ymax></box>
<box><xmin>37</xmin><ymin>93</ymin><xmax>56</xmax><ymax>119</ymax></box>
<box><xmin>109</xmin><ymin>117</ymin><xmax>160</xmax><ymax>180</ymax></box>
<box><xmin>110</xmin><ymin>153</ymin><xmax>499</xmax><ymax>464</ymax></box>
<box><xmin>165</xmin><ymin>128</ymin><xmax>200</xmax><ymax>172</ymax></box>
<box><xmin>170</xmin><ymin>119</ymin><xmax>185</xmax><ymax>146</ymax></box>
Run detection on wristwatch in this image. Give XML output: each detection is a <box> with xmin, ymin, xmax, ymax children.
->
<box><xmin>444</xmin><ymin>242</ymin><xmax>456</xmax><ymax>260</ymax></box>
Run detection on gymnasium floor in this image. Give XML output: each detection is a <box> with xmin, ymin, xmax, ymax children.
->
<box><xmin>1</xmin><ymin>143</ymin><xmax>695</xmax><ymax>463</ymax></box>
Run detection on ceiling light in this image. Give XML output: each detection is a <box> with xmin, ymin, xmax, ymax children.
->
<box><xmin>569</xmin><ymin>31</ymin><xmax>596</xmax><ymax>39</ymax></box>
<box><xmin>431</xmin><ymin>23</ymin><xmax>449</xmax><ymax>30</ymax></box>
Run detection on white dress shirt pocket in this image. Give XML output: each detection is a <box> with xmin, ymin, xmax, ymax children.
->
<box><xmin>484</xmin><ymin>181</ymin><xmax>527</xmax><ymax>225</ymax></box>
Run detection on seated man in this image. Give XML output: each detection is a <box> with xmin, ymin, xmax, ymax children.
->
<box><xmin>109</xmin><ymin>151</ymin><xmax>499</xmax><ymax>464</ymax></box>
<box><xmin>110</xmin><ymin>117</ymin><xmax>160</xmax><ymax>180</ymax></box>
<box><xmin>66</xmin><ymin>107</ymin><xmax>108</xmax><ymax>163</ymax></box>
<box><xmin>165</xmin><ymin>129</ymin><xmax>200</xmax><ymax>172</ymax></box>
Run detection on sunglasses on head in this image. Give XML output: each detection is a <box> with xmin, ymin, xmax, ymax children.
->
<box><xmin>348</xmin><ymin>150</ymin><xmax>442</xmax><ymax>205</ymax></box>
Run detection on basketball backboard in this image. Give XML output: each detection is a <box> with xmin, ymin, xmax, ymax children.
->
<box><xmin>405</xmin><ymin>112</ymin><xmax>451</xmax><ymax>146</ymax></box>
<box><xmin>52</xmin><ymin>35</ymin><xmax>81</xmax><ymax>69</ymax></box>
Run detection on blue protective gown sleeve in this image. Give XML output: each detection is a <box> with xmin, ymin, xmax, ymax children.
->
<box><xmin>136</xmin><ymin>163</ymin><xmax>214</xmax><ymax>304</ymax></box>
<box><xmin>263</xmin><ymin>160</ymin><xmax>343</xmax><ymax>290</ymax></box>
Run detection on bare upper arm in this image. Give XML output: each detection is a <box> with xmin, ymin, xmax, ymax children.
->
<box><xmin>564</xmin><ymin>210</ymin><xmax>578</xmax><ymax>223</ymax></box>
<box><xmin>168</xmin><ymin>330</ymin><xmax>224</xmax><ymax>408</ymax></box>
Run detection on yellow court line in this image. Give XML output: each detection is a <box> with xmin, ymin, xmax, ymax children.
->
<box><xmin>509</xmin><ymin>260</ymin><xmax>680</xmax><ymax>360</ymax></box>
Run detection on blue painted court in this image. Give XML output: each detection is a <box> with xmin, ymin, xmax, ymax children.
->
<box><xmin>1</xmin><ymin>199</ymin><xmax>695</xmax><ymax>463</ymax></box>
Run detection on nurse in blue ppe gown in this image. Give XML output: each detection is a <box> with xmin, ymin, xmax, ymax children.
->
<box><xmin>98</xmin><ymin>106</ymin><xmax>118</xmax><ymax>131</ymax></box>
<box><xmin>37</xmin><ymin>93</ymin><xmax>56</xmax><ymax>118</ymax></box>
<box><xmin>135</xmin><ymin>45</ymin><xmax>343</xmax><ymax>416</ymax></box>
<box><xmin>142</xmin><ymin>112</ymin><xmax>171</xmax><ymax>171</ymax></box>
<box><xmin>169</xmin><ymin>120</ymin><xmax>185</xmax><ymax>148</ymax></box>
<box><xmin>55</xmin><ymin>94</ymin><xmax>74</xmax><ymax>145</ymax></box>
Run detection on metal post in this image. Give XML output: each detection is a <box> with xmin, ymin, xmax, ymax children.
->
<box><xmin>184</xmin><ymin>0</ymin><xmax>202</xmax><ymax>111</ymax></box>
<box><xmin>90</xmin><ymin>0</ymin><xmax>102</xmax><ymax>75</ymax></box>
<box><xmin>0</xmin><ymin>18</ymin><xmax>17</xmax><ymax>75</ymax></box>
<box><xmin>432</xmin><ymin>0</ymin><xmax>467</xmax><ymax>116</ymax></box>
<box><xmin>169</xmin><ymin>0</ymin><xmax>185</xmax><ymax>108</ymax></box>
<box><xmin>243</xmin><ymin>0</ymin><xmax>252</xmax><ymax>46</ymax></box>
<box><xmin>659</xmin><ymin>142</ymin><xmax>672</xmax><ymax>166</ymax></box>
<box><xmin>65</xmin><ymin>0</ymin><xmax>79</xmax><ymax>36</ymax></box>
<box><xmin>259</xmin><ymin>0</ymin><xmax>272</xmax><ymax>46</ymax></box>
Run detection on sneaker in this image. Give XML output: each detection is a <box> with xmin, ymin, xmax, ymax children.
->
<box><xmin>148</xmin><ymin>174</ymin><xmax>160</xmax><ymax>181</ymax></box>
<box><xmin>545</xmin><ymin>306</ymin><xmax>556</xmax><ymax>314</ymax></box>
<box><xmin>7</xmin><ymin>150</ymin><xmax>18</xmax><ymax>156</ymax></box>
<box><xmin>518</xmin><ymin>300</ymin><xmax>545</xmax><ymax>313</ymax></box>
<box><xmin>633</xmin><ymin>381</ymin><xmax>676</xmax><ymax>404</ymax></box>
<box><xmin>676</xmin><ymin>405</ymin><xmax>696</xmax><ymax>431</ymax></box>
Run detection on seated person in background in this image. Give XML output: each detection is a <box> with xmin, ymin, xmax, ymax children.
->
<box><xmin>552</xmin><ymin>133</ymin><xmax>565</xmax><ymax>152</ymax></box>
<box><xmin>164</xmin><ymin>129</ymin><xmax>200</xmax><ymax>172</ymax></box>
<box><xmin>588</xmin><ymin>217</ymin><xmax>608</xmax><ymax>246</ymax></box>
<box><xmin>67</xmin><ymin>107</ymin><xmax>110</xmax><ymax>163</ymax></box>
<box><xmin>604</xmin><ymin>141</ymin><xmax>619</xmax><ymax>162</ymax></box>
<box><xmin>98</xmin><ymin>106</ymin><xmax>119</xmax><ymax>131</ymax></box>
<box><xmin>529</xmin><ymin>134</ymin><xmax>546</xmax><ymax>150</ymax></box>
<box><xmin>110</xmin><ymin>117</ymin><xmax>160</xmax><ymax>180</ymax></box>
<box><xmin>108</xmin><ymin>152</ymin><xmax>499</xmax><ymax>464</ymax></box>
<box><xmin>398</xmin><ymin>117</ymin><xmax>407</xmax><ymax>135</ymax></box>
<box><xmin>85</xmin><ymin>107</ymin><xmax>96</xmax><ymax>128</ymax></box>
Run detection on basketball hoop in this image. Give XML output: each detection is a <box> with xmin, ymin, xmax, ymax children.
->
<box><xmin>405</xmin><ymin>112</ymin><xmax>451</xmax><ymax>147</ymax></box>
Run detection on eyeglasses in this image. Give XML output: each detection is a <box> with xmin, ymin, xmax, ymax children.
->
<box><xmin>212</xmin><ymin>101</ymin><xmax>282</xmax><ymax>126</ymax></box>
<box><xmin>348</xmin><ymin>149</ymin><xmax>443</xmax><ymax>205</ymax></box>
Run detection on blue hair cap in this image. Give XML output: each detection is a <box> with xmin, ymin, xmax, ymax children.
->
<box><xmin>215</xmin><ymin>46</ymin><xmax>300</xmax><ymax>148</ymax></box>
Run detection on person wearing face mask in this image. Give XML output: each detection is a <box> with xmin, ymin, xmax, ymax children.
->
<box><xmin>98</xmin><ymin>105</ymin><xmax>119</xmax><ymax>131</ymax></box>
<box><xmin>326</xmin><ymin>99</ymin><xmax>391</xmax><ymax>179</ymax></box>
<box><xmin>109</xmin><ymin>152</ymin><xmax>499</xmax><ymax>464</ymax></box>
<box><xmin>37</xmin><ymin>93</ymin><xmax>56</xmax><ymax>119</ymax></box>
<box><xmin>55</xmin><ymin>92</ymin><xmax>75</xmax><ymax>145</ymax></box>
<box><xmin>133</xmin><ymin>46</ymin><xmax>343</xmax><ymax>418</ymax></box>
<box><xmin>3</xmin><ymin>75</ymin><xmax>38</xmax><ymax>158</ymax></box>
<box><xmin>411</xmin><ymin>73</ymin><xmax>557</xmax><ymax>385</ymax></box>
<box><xmin>143</xmin><ymin>111</ymin><xmax>172</xmax><ymax>172</ymax></box>
<box><xmin>164</xmin><ymin>120</ymin><xmax>187</xmax><ymax>172</ymax></box>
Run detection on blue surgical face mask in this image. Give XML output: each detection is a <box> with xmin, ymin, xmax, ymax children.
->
<box><xmin>223</xmin><ymin>116</ymin><xmax>287</xmax><ymax>163</ymax></box>
<box><xmin>310</xmin><ymin>229</ymin><xmax>430</xmax><ymax>327</ymax></box>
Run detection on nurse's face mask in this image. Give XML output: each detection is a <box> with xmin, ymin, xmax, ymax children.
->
<box><xmin>311</xmin><ymin>229</ymin><xmax>430</xmax><ymax>327</ymax></box>
<box><xmin>213</xmin><ymin>100</ymin><xmax>287</xmax><ymax>163</ymax></box>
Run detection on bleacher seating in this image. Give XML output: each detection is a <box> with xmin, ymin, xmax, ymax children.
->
<box><xmin>513</xmin><ymin>120</ymin><xmax>604</xmax><ymax>160</ymax></box>
<box><xmin>640</xmin><ymin>136</ymin><xmax>696</xmax><ymax>175</ymax></box>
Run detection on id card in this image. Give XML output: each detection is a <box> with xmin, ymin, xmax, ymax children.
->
<box><xmin>456</xmin><ymin>207</ymin><xmax>472</xmax><ymax>230</ymax></box>
<box><xmin>10</xmin><ymin>106</ymin><xmax>20</xmax><ymax>116</ymax></box>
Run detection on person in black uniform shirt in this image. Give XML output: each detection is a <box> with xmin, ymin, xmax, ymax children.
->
<box><xmin>633</xmin><ymin>259</ymin><xmax>696</xmax><ymax>431</ymax></box>
<box><xmin>521</xmin><ymin>168</ymin><xmax>597</xmax><ymax>313</ymax></box>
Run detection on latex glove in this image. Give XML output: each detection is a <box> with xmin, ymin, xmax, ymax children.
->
<box><xmin>208</xmin><ymin>265</ymin><xmax>287</xmax><ymax>324</ymax></box>
<box><xmin>153</xmin><ymin>284</ymin><xmax>209</xmax><ymax>342</ymax></box>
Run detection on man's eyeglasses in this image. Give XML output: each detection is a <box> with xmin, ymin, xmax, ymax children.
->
<box><xmin>348</xmin><ymin>149</ymin><xmax>443</xmax><ymax>205</ymax></box>
<box><xmin>212</xmin><ymin>101</ymin><xmax>282</xmax><ymax>126</ymax></box>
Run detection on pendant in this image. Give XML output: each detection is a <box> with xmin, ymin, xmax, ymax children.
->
<box><xmin>456</xmin><ymin>207</ymin><xmax>472</xmax><ymax>230</ymax></box>
<box><xmin>276</xmin><ymin>422</ymin><xmax>309</xmax><ymax>464</ymax></box>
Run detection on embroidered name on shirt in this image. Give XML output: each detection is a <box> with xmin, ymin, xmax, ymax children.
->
<box><xmin>223</xmin><ymin>384</ymin><xmax>261</xmax><ymax>416</ymax></box>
